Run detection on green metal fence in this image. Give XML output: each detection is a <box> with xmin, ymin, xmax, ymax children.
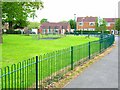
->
<box><xmin>0</xmin><ymin>34</ymin><xmax>115</xmax><ymax>89</ymax></box>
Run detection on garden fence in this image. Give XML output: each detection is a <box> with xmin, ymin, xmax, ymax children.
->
<box><xmin>0</xmin><ymin>34</ymin><xmax>115</xmax><ymax>89</ymax></box>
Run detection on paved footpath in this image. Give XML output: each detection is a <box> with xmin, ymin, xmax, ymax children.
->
<box><xmin>64</xmin><ymin>36</ymin><xmax>118</xmax><ymax>88</ymax></box>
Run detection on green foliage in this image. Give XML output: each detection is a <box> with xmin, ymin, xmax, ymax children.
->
<box><xmin>115</xmin><ymin>18</ymin><xmax>120</xmax><ymax>32</ymax></box>
<box><xmin>100</xmin><ymin>19</ymin><xmax>107</xmax><ymax>31</ymax></box>
<box><xmin>75</xmin><ymin>30</ymin><xmax>110</xmax><ymax>34</ymax></box>
<box><xmin>68</xmin><ymin>19</ymin><xmax>76</xmax><ymax>29</ymax></box>
<box><xmin>2</xmin><ymin>2</ymin><xmax>44</xmax><ymax>30</ymax></box>
<box><xmin>40</xmin><ymin>18</ymin><xmax>48</xmax><ymax>24</ymax></box>
<box><xmin>5</xmin><ymin>30</ymin><xmax>21</xmax><ymax>34</ymax></box>
<box><xmin>95</xmin><ymin>18</ymin><xmax>107</xmax><ymax>33</ymax></box>
<box><xmin>95</xmin><ymin>17</ymin><xmax>99</xmax><ymax>30</ymax></box>
<box><xmin>27</xmin><ymin>22</ymin><xmax>40</xmax><ymax>30</ymax></box>
<box><xmin>13</xmin><ymin>20</ymin><xmax>29</xmax><ymax>29</ymax></box>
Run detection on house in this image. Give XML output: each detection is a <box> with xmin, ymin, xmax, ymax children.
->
<box><xmin>103</xmin><ymin>18</ymin><xmax>118</xmax><ymax>34</ymax></box>
<box><xmin>77</xmin><ymin>16</ymin><xmax>118</xmax><ymax>34</ymax></box>
<box><xmin>39</xmin><ymin>22</ymin><xmax>71</xmax><ymax>34</ymax></box>
<box><xmin>77</xmin><ymin>16</ymin><xmax>97</xmax><ymax>31</ymax></box>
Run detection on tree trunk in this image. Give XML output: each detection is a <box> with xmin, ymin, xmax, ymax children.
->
<box><xmin>0</xmin><ymin>34</ymin><xmax>2</xmax><ymax>44</ymax></box>
<box><xmin>38</xmin><ymin>33</ymin><xmax>40</xmax><ymax>40</ymax></box>
<box><xmin>0</xmin><ymin>26</ymin><xmax>2</xmax><ymax>44</ymax></box>
<box><xmin>9</xmin><ymin>21</ymin><xmax>13</xmax><ymax>30</ymax></box>
<box><xmin>0</xmin><ymin>18</ymin><xmax>2</xmax><ymax>44</ymax></box>
<box><xmin>0</xmin><ymin>1</ymin><xmax>2</xmax><ymax>44</ymax></box>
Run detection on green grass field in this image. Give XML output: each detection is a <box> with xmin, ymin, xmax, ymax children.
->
<box><xmin>1</xmin><ymin>34</ymin><xmax>99</xmax><ymax>68</ymax></box>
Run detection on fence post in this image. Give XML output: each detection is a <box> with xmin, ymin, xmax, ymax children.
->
<box><xmin>88</xmin><ymin>42</ymin><xmax>91</xmax><ymax>59</ymax></box>
<box><xmin>99</xmin><ymin>39</ymin><xmax>101</xmax><ymax>53</ymax></box>
<box><xmin>71</xmin><ymin>46</ymin><xmax>73</xmax><ymax>70</ymax></box>
<box><xmin>36</xmin><ymin>56</ymin><xmax>38</xmax><ymax>90</ymax></box>
<box><xmin>113</xmin><ymin>35</ymin><xmax>115</xmax><ymax>44</ymax></box>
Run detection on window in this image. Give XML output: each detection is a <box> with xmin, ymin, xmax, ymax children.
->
<box><xmin>89</xmin><ymin>28</ymin><xmax>95</xmax><ymax>31</ymax></box>
<box><xmin>79</xmin><ymin>22</ymin><xmax>83</xmax><ymax>26</ymax></box>
<box><xmin>42</xmin><ymin>29</ymin><xmax>46</xmax><ymax>34</ymax></box>
<box><xmin>106</xmin><ymin>23</ymin><xmax>110</xmax><ymax>26</ymax></box>
<box><xmin>89</xmin><ymin>22</ymin><xmax>95</xmax><ymax>26</ymax></box>
<box><xmin>49</xmin><ymin>29</ymin><xmax>51</xmax><ymax>33</ymax></box>
<box><xmin>49</xmin><ymin>29</ymin><xmax>53</xmax><ymax>34</ymax></box>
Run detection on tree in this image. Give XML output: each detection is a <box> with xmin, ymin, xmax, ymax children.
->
<box><xmin>100</xmin><ymin>19</ymin><xmax>107</xmax><ymax>33</ymax></box>
<box><xmin>95</xmin><ymin>18</ymin><xmax>107</xmax><ymax>33</ymax></box>
<box><xmin>115</xmin><ymin>18</ymin><xmax>120</xmax><ymax>34</ymax></box>
<box><xmin>40</xmin><ymin>18</ymin><xmax>48</xmax><ymax>24</ymax></box>
<box><xmin>13</xmin><ymin>20</ymin><xmax>29</xmax><ymax>29</ymax></box>
<box><xmin>68</xmin><ymin>19</ymin><xmax>76</xmax><ymax>29</ymax></box>
<box><xmin>95</xmin><ymin>17</ymin><xmax>99</xmax><ymax>30</ymax></box>
<box><xmin>2</xmin><ymin>2</ymin><xmax>44</xmax><ymax>30</ymax></box>
<box><xmin>28</xmin><ymin>22</ymin><xmax>40</xmax><ymax>30</ymax></box>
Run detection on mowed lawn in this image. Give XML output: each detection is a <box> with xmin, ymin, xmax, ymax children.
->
<box><xmin>1</xmin><ymin>34</ymin><xmax>99</xmax><ymax>68</ymax></box>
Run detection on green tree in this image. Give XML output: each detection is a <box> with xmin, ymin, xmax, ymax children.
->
<box><xmin>100</xmin><ymin>19</ymin><xmax>107</xmax><ymax>33</ymax></box>
<box><xmin>95</xmin><ymin>18</ymin><xmax>107</xmax><ymax>33</ymax></box>
<box><xmin>115</xmin><ymin>18</ymin><xmax>120</xmax><ymax>34</ymax></box>
<box><xmin>13</xmin><ymin>20</ymin><xmax>29</xmax><ymax>29</ymax></box>
<box><xmin>68</xmin><ymin>19</ymin><xmax>76</xmax><ymax>29</ymax></box>
<box><xmin>28</xmin><ymin>22</ymin><xmax>40</xmax><ymax>30</ymax></box>
<box><xmin>2</xmin><ymin>2</ymin><xmax>44</xmax><ymax>30</ymax></box>
<box><xmin>40</xmin><ymin>18</ymin><xmax>48</xmax><ymax>24</ymax></box>
<box><xmin>95</xmin><ymin>17</ymin><xmax>99</xmax><ymax>30</ymax></box>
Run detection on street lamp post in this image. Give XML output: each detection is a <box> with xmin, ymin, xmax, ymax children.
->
<box><xmin>74</xmin><ymin>14</ymin><xmax>76</xmax><ymax>35</ymax></box>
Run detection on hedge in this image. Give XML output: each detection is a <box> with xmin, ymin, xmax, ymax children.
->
<box><xmin>65</xmin><ymin>30</ymin><xmax>110</xmax><ymax>35</ymax></box>
<box><xmin>2</xmin><ymin>30</ymin><xmax>21</xmax><ymax>34</ymax></box>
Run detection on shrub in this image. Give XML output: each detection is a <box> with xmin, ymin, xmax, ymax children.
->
<box><xmin>5</xmin><ymin>30</ymin><xmax>21</xmax><ymax>34</ymax></box>
<box><xmin>74</xmin><ymin>30</ymin><xmax>110</xmax><ymax>35</ymax></box>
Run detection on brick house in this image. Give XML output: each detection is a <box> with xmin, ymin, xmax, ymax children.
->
<box><xmin>103</xmin><ymin>18</ymin><xmax>118</xmax><ymax>34</ymax></box>
<box><xmin>77</xmin><ymin>16</ymin><xmax>118</xmax><ymax>34</ymax></box>
<box><xmin>39</xmin><ymin>22</ymin><xmax>71</xmax><ymax>34</ymax></box>
<box><xmin>77</xmin><ymin>16</ymin><xmax>97</xmax><ymax>31</ymax></box>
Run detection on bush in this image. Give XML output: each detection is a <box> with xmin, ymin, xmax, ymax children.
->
<box><xmin>5</xmin><ymin>30</ymin><xmax>21</xmax><ymax>34</ymax></box>
<box><xmin>65</xmin><ymin>32</ymin><xmax>74</xmax><ymax>35</ymax></box>
<box><xmin>14</xmin><ymin>30</ymin><xmax>21</xmax><ymax>34</ymax></box>
<box><xmin>74</xmin><ymin>30</ymin><xmax>110</xmax><ymax>35</ymax></box>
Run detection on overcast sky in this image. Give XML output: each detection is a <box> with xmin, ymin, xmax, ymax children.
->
<box><xmin>29</xmin><ymin>0</ymin><xmax>119</xmax><ymax>22</ymax></box>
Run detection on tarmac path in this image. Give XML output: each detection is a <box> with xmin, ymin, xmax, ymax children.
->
<box><xmin>64</xmin><ymin>36</ymin><xmax>118</xmax><ymax>88</ymax></box>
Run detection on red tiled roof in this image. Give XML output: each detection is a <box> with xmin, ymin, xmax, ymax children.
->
<box><xmin>77</xmin><ymin>17</ymin><xmax>97</xmax><ymax>22</ymax></box>
<box><xmin>40</xmin><ymin>22</ymin><xmax>70</xmax><ymax>29</ymax></box>
<box><xmin>103</xmin><ymin>18</ymin><xmax>118</xmax><ymax>22</ymax></box>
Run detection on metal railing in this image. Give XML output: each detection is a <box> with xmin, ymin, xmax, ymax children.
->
<box><xmin>0</xmin><ymin>34</ymin><xmax>115</xmax><ymax>89</ymax></box>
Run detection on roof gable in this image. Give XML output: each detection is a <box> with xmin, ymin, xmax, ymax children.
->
<box><xmin>77</xmin><ymin>17</ymin><xmax>97</xmax><ymax>22</ymax></box>
<box><xmin>103</xmin><ymin>18</ymin><xmax>118</xmax><ymax>22</ymax></box>
<box><xmin>40</xmin><ymin>22</ymin><xmax>70</xmax><ymax>29</ymax></box>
